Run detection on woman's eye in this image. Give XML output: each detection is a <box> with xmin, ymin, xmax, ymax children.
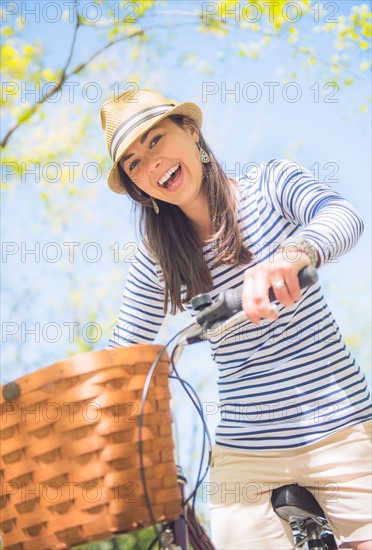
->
<box><xmin>150</xmin><ymin>134</ymin><xmax>161</xmax><ymax>147</ymax></box>
<box><xmin>129</xmin><ymin>159</ymin><xmax>139</xmax><ymax>172</ymax></box>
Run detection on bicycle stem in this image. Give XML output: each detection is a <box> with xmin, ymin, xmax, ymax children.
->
<box><xmin>178</xmin><ymin>311</ymin><xmax>247</xmax><ymax>345</ymax></box>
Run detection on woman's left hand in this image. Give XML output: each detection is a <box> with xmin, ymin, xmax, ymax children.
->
<box><xmin>241</xmin><ymin>248</ymin><xmax>312</xmax><ymax>324</ymax></box>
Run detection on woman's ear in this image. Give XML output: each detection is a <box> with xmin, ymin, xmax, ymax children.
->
<box><xmin>184</xmin><ymin>123</ymin><xmax>199</xmax><ymax>143</ymax></box>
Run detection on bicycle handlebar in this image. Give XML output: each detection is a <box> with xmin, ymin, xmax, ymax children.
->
<box><xmin>180</xmin><ymin>266</ymin><xmax>318</xmax><ymax>345</ymax></box>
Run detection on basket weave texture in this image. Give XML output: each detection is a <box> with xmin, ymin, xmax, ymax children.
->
<box><xmin>0</xmin><ymin>345</ymin><xmax>181</xmax><ymax>549</ymax></box>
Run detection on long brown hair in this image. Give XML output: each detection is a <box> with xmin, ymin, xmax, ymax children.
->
<box><xmin>117</xmin><ymin>114</ymin><xmax>252</xmax><ymax>313</ymax></box>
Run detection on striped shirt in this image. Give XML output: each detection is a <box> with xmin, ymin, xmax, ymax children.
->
<box><xmin>109</xmin><ymin>159</ymin><xmax>371</xmax><ymax>450</ymax></box>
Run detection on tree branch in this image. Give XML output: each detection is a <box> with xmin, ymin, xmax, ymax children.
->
<box><xmin>1</xmin><ymin>0</ymin><xmax>80</xmax><ymax>149</ymax></box>
<box><xmin>60</xmin><ymin>0</ymin><xmax>80</xmax><ymax>81</ymax></box>
<box><xmin>65</xmin><ymin>30</ymin><xmax>144</xmax><ymax>79</ymax></box>
<box><xmin>1</xmin><ymin>28</ymin><xmax>144</xmax><ymax>149</ymax></box>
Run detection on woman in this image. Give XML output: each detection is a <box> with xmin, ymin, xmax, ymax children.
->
<box><xmin>100</xmin><ymin>89</ymin><xmax>371</xmax><ymax>549</ymax></box>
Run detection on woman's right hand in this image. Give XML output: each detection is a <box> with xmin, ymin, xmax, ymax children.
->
<box><xmin>241</xmin><ymin>247</ymin><xmax>312</xmax><ymax>324</ymax></box>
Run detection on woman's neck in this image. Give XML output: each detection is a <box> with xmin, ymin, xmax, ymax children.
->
<box><xmin>179</xmin><ymin>179</ymin><xmax>236</xmax><ymax>243</ymax></box>
<box><xmin>180</xmin><ymin>193</ymin><xmax>212</xmax><ymax>243</ymax></box>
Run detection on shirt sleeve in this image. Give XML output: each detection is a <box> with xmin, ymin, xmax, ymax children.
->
<box><xmin>108</xmin><ymin>243</ymin><xmax>166</xmax><ymax>347</ymax></box>
<box><xmin>259</xmin><ymin>159</ymin><xmax>364</xmax><ymax>267</ymax></box>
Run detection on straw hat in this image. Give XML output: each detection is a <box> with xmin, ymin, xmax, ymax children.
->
<box><xmin>100</xmin><ymin>88</ymin><xmax>203</xmax><ymax>194</ymax></box>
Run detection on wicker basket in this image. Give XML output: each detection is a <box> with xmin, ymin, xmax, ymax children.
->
<box><xmin>0</xmin><ymin>345</ymin><xmax>181</xmax><ymax>549</ymax></box>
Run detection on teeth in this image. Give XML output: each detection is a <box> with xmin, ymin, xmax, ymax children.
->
<box><xmin>158</xmin><ymin>164</ymin><xmax>180</xmax><ymax>187</ymax></box>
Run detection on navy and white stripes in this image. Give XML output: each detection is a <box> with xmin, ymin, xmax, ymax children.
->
<box><xmin>109</xmin><ymin>159</ymin><xmax>371</xmax><ymax>450</ymax></box>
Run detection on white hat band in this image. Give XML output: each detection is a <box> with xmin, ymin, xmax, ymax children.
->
<box><xmin>110</xmin><ymin>103</ymin><xmax>174</xmax><ymax>161</ymax></box>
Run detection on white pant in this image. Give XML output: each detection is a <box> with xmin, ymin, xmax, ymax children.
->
<box><xmin>209</xmin><ymin>421</ymin><xmax>372</xmax><ymax>549</ymax></box>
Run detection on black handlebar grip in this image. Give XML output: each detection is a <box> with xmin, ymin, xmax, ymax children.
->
<box><xmin>195</xmin><ymin>266</ymin><xmax>318</xmax><ymax>326</ymax></box>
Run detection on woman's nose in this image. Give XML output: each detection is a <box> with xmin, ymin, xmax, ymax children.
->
<box><xmin>147</xmin><ymin>155</ymin><xmax>162</xmax><ymax>175</ymax></box>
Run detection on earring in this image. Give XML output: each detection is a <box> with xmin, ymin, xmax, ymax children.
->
<box><xmin>150</xmin><ymin>197</ymin><xmax>159</xmax><ymax>214</ymax></box>
<box><xmin>198</xmin><ymin>143</ymin><xmax>211</xmax><ymax>164</ymax></box>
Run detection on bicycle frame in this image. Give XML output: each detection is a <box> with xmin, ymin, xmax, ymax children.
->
<box><xmin>158</xmin><ymin>473</ymin><xmax>216</xmax><ymax>550</ymax></box>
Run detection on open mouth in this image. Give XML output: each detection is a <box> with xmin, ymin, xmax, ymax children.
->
<box><xmin>158</xmin><ymin>164</ymin><xmax>181</xmax><ymax>189</ymax></box>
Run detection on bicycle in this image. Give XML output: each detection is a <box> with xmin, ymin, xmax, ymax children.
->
<box><xmin>0</xmin><ymin>266</ymin><xmax>337</xmax><ymax>550</ymax></box>
<box><xmin>138</xmin><ymin>265</ymin><xmax>337</xmax><ymax>550</ymax></box>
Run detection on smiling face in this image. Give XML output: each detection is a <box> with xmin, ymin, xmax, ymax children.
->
<box><xmin>119</xmin><ymin>117</ymin><xmax>205</xmax><ymax>214</ymax></box>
